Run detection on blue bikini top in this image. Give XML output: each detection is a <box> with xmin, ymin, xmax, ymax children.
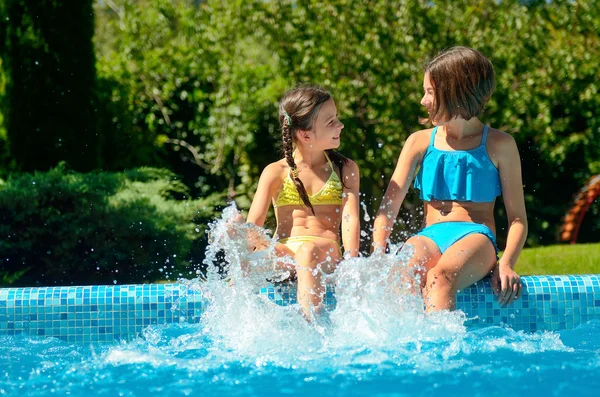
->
<box><xmin>413</xmin><ymin>126</ymin><xmax>502</xmax><ymax>202</ymax></box>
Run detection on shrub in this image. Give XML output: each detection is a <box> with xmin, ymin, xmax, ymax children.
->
<box><xmin>0</xmin><ymin>163</ymin><xmax>224</xmax><ymax>286</ymax></box>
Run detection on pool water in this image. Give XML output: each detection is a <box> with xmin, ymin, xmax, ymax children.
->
<box><xmin>2</xmin><ymin>320</ymin><xmax>599</xmax><ymax>396</ymax></box>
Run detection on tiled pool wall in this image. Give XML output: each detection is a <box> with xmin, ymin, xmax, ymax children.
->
<box><xmin>1</xmin><ymin>275</ymin><xmax>599</xmax><ymax>342</ymax></box>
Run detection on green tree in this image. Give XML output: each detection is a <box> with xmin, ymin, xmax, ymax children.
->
<box><xmin>94</xmin><ymin>0</ymin><xmax>289</xmax><ymax>204</ymax></box>
<box><xmin>93</xmin><ymin>0</ymin><xmax>600</xmax><ymax>249</ymax></box>
<box><xmin>0</xmin><ymin>0</ymin><xmax>99</xmax><ymax>172</ymax></box>
<box><xmin>0</xmin><ymin>57</ymin><xmax>7</xmax><ymax>173</ymax></box>
<box><xmin>231</xmin><ymin>0</ymin><xmax>600</xmax><ymax>246</ymax></box>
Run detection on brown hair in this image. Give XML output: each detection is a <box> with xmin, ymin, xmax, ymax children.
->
<box><xmin>279</xmin><ymin>85</ymin><xmax>348</xmax><ymax>215</ymax></box>
<box><xmin>420</xmin><ymin>46</ymin><xmax>496</xmax><ymax>125</ymax></box>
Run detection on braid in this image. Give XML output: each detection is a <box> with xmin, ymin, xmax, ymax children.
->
<box><xmin>282</xmin><ymin>118</ymin><xmax>316</xmax><ymax>215</ymax></box>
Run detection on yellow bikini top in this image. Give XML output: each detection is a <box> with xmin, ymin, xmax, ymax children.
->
<box><xmin>274</xmin><ymin>152</ymin><xmax>343</xmax><ymax>208</ymax></box>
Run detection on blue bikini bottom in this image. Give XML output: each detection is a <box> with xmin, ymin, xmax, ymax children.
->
<box><xmin>414</xmin><ymin>222</ymin><xmax>498</xmax><ymax>255</ymax></box>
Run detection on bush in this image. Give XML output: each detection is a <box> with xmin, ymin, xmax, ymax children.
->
<box><xmin>0</xmin><ymin>163</ymin><xmax>224</xmax><ymax>287</ymax></box>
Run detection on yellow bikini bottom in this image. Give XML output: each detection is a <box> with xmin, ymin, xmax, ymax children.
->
<box><xmin>278</xmin><ymin>236</ymin><xmax>343</xmax><ymax>256</ymax></box>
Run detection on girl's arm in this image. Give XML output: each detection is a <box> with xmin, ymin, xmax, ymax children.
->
<box><xmin>240</xmin><ymin>164</ymin><xmax>282</xmax><ymax>248</ymax></box>
<box><xmin>246</xmin><ymin>163</ymin><xmax>282</xmax><ymax>227</ymax></box>
<box><xmin>493</xmin><ymin>133</ymin><xmax>528</xmax><ymax>305</ymax></box>
<box><xmin>372</xmin><ymin>133</ymin><xmax>424</xmax><ymax>252</ymax></box>
<box><xmin>341</xmin><ymin>160</ymin><xmax>361</xmax><ymax>257</ymax></box>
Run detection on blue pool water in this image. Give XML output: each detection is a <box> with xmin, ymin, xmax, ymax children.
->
<box><xmin>2</xmin><ymin>320</ymin><xmax>600</xmax><ymax>396</ymax></box>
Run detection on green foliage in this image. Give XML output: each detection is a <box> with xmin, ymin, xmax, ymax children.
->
<box><xmin>0</xmin><ymin>0</ymin><xmax>99</xmax><ymax>172</ymax></box>
<box><xmin>220</xmin><ymin>0</ymin><xmax>600</xmax><ymax>246</ymax></box>
<box><xmin>95</xmin><ymin>0</ymin><xmax>221</xmax><ymax>186</ymax></box>
<box><xmin>230</xmin><ymin>0</ymin><xmax>435</xmax><ymax>232</ymax></box>
<box><xmin>94</xmin><ymin>0</ymin><xmax>292</xmax><ymax>200</ymax></box>
<box><xmin>1</xmin><ymin>0</ymin><xmax>598</xmax><ymax>269</ymax></box>
<box><xmin>0</xmin><ymin>163</ymin><xmax>225</xmax><ymax>287</ymax></box>
<box><xmin>90</xmin><ymin>0</ymin><xmax>600</xmax><ymax>248</ymax></box>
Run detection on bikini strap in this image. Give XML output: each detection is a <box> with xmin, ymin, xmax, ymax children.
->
<box><xmin>429</xmin><ymin>127</ymin><xmax>438</xmax><ymax>147</ymax></box>
<box><xmin>480</xmin><ymin>125</ymin><xmax>489</xmax><ymax>147</ymax></box>
<box><xmin>324</xmin><ymin>151</ymin><xmax>334</xmax><ymax>169</ymax></box>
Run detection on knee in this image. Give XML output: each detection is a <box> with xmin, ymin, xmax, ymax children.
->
<box><xmin>407</xmin><ymin>258</ymin><xmax>427</xmax><ymax>278</ymax></box>
<box><xmin>426</xmin><ymin>265</ymin><xmax>457</xmax><ymax>291</ymax></box>
<box><xmin>295</xmin><ymin>242</ymin><xmax>321</xmax><ymax>264</ymax></box>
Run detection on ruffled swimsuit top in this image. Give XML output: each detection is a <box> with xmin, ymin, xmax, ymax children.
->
<box><xmin>275</xmin><ymin>152</ymin><xmax>343</xmax><ymax>207</ymax></box>
<box><xmin>414</xmin><ymin>126</ymin><xmax>501</xmax><ymax>202</ymax></box>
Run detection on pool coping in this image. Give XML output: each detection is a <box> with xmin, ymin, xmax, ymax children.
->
<box><xmin>1</xmin><ymin>275</ymin><xmax>599</xmax><ymax>342</ymax></box>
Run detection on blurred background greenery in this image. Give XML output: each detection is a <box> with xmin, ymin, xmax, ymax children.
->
<box><xmin>0</xmin><ymin>0</ymin><xmax>599</xmax><ymax>286</ymax></box>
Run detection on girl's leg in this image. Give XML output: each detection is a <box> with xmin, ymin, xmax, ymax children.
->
<box><xmin>423</xmin><ymin>233</ymin><xmax>496</xmax><ymax>311</ymax></box>
<box><xmin>293</xmin><ymin>239</ymin><xmax>341</xmax><ymax>318</ymax></box>
<box><xmin>270</xmin><ymin>244</ymin><xmax>298</xmax><ymax>280</ymax></box>
<box><xmin>393</xmin><ymin>235</ymin><xmax>441</xmax><ymax>294</ymax></box>
<box><xmin>241</xmin><ymin>243</ymin><xmax>295</xmax><ymax>277</ymax></box>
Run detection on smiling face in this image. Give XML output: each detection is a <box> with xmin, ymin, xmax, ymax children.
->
<box><xmin>310</xmin><ymin>98</ymin><xmax>344</xmax><ymax>150</ymax></box>
<box><xmin>421</xmin><ymin>72</ymin><xmax>444</xmax><ymax>126</ymax></box>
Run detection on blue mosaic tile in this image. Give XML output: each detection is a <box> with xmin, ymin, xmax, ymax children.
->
<box><xmin>0</xmin><ymin>284</ymin><xmax>205</xmax><ymax>343</ymax></box>
<box><xmin>1</xmin><ymin>275</ymin><xmax>600</xmax><ymax>342</ymax></box>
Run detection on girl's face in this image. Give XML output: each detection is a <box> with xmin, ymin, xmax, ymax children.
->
<box><xmin>310</xmin><ymin>98</ymin><xmax>344</xmax><ymax>150</ymax></box>
<box><xmin>421</xmin><ymin>72</ymin><xmax>441</xmax><ymax>125</ymax></box>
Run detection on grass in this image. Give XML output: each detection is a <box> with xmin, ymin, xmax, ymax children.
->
<box><xmin>512</xmin><ymin>242</ymin><xmax>600</xmax><ymax>275</ymax></box>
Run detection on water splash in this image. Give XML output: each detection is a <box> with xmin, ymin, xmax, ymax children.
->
<box><xmin>87</xmin><ymin>204</ymin><xmax>574</xmax><ymax>378</ymax></box>
<box><xmin>170</xmin><ymin>203</ymin><xmax>570</xmax><ymax>369</ymax></box>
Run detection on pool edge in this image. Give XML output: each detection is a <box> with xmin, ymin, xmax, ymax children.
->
<box><xmin>1</xmin><ymin>275</ymin><xmax>599</xmax><ymax>342</ymax></box>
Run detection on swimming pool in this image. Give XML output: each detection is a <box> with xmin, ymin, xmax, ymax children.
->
<box><xmin>1</xmin><ymin>275</ymin><xmax>600</xmax><ymax>396</ymax></box>
<box><xmin>2</xmin><ymin>209</ymin><xmax>600</xmax><ymax>396</ymax></box>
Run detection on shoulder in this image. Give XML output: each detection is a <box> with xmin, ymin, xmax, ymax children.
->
<box><xmin>407</xmin><ymin>128</ymin><xmax>433</xmax><ymax>147</ymax></box>
<box><xmin>340</xmin><ymin>158</ymin><xmax>360</xmax><ymax>188</ymax></box>
<box><xmin>328</xmin><ymin>151</ymin><xmax>358</xmax><ymax>176</ymax></box>
<box><xmin>341</xmin><ymin>158</ymin><xmax>359</xmax><ymax>174</ymax></box>
<box><xmin>486</xmin><ymin>127</ymin><xmax>521</xmax><ymax>170</ymax></box>
<box><xmin>260</xmin><ymin>160</ymin><xmax>288</xmax><ymax>184</ymax></box>
<box><xmin>487</xmin><ymin>127</ymin><xmax>518</xmax><ymax>154</ymax></box>
<box><xmin>400</xmin><ymin>128</ymin><xmax>434</xmax><ymax>157</ymax></box>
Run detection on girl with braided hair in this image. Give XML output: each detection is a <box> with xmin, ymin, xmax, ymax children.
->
<box><xmin>235</xmin><ymin>85</ymin><xmax>360</xmax><ymax>319</ymax></box>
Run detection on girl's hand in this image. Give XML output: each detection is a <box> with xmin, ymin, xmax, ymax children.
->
<box><xmin>370</xmin><ymin>242</ymin><xmax>387</xmax><ymax>255</ymax></box>
<box><xmin>231</xmin><ymin>213</ymin><xmax>245</xmax><ymax>224</ymax></box>
<box><xmin>491</xmin><ymin>263</ymin><xmax>522</xmax><ymax>306</ymax></box>
<box><xmin>226</xmin><ymin>213</ymin><xmax>245</xmax><ymax>238</ymax></box>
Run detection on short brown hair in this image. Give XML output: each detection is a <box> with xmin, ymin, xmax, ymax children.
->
<box><xmin>421</xmin><ymin>46</ymin><xmax>496</xmax><ymax>124</ymax></box>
